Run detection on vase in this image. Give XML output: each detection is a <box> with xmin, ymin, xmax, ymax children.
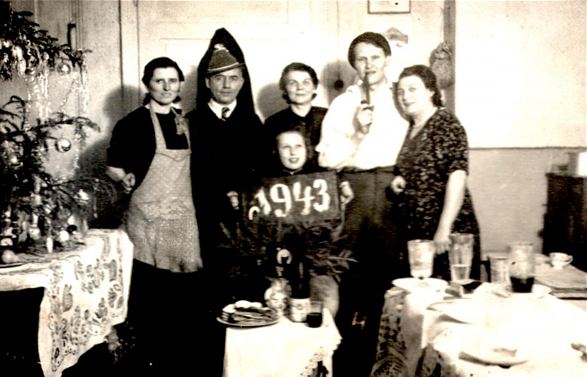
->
<box><xmin>264</xmin><ymin>278</ymin><xmax>289</xmax><ymax>318</ymax></box>
<box><xmin>310</xmin><ymin>274</ymin><xmax>339</xmax><ymax>317</ymax></box>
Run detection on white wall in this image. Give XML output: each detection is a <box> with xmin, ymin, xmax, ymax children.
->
<box><xmin>455</xmin><ymin>0</ymin><xmax>586</xmax><ymax>148</ymax></box>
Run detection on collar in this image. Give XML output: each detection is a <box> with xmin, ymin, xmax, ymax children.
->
<box><xmin>208</xmin><ymin>99</ymin><xmax>237</xmax><ymax>119</ymax></box>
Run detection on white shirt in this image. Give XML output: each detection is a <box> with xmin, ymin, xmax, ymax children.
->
<box><xmin>208</xmin><ymin>99</ymin><xmax>237</xmax><ymax>120</ymax></box>
<box><xmin>316</xmin><ymin>81</ymin><xmax>408</xmax><ymax>170</ymax></box>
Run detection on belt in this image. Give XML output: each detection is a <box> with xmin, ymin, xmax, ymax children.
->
<box><xmin>341</xmin><ymin>165</ymin><xmax>395</xmax><ymax>174</ymax></box>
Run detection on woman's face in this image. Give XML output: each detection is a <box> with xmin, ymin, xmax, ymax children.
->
<box><xmin>284</xmin><ymin>70</ymin><xmax>316</xmax><ymax>106</ymax></box>
<box><xmin>397</xmin><ymin>75</ymin><xmax>434</xmax><ymax>117</ymax></box>
<box><xmin>277</xmin><ymin>131</ymin><xmax>307</xmax><ymax>172</ymax></box>
<box><xmin>147</xmin><ymin>67</ymin><xmax>182</xmax><ymax>107</ymax></box>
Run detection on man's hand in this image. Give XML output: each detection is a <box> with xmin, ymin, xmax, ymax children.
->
<box><xmin>339</xmin><ymin>180</ymin><xmax>354</xmax><ymax>207</ymax></box>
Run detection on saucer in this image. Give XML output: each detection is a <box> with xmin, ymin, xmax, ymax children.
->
<box><xmin>392</xmin><ymin>278</ymin><xmax>448</xmax><ymax>293</ymax></box>
<box><xmin>460</xmin><ymin>342</ymin><xmax>529</xmax><ymax>367</ymax></box>
<box><xmin>492</xmin><ymin>283</ymin><xmax>551</xmax><ymax>298</ymax></box>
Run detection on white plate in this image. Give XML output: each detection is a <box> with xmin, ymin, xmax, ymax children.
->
<box><xmin>216</xmin><ymin>316</ymin><xmax>279</xmax><ymax>328</ymax></box>
<box><xmin>492</xmin><ymin>283</ymin><xmax>552</xmax><ymax>298</ymax></box>
<box><xmin>460</xmin><ymin>342</ymin><xmax>530</xmax><ymax>367</ymax></box>
<box><xmin>428</xmin><ymin>300</ymin><xmax>485</xmax><ymax>324</ymax></box>
<box><xmin>392</xmin><ymin>278</ymin><xmax>448</xmax><ymax>293</ymax></box>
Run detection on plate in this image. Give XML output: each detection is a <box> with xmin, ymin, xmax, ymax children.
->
<box><xmin>216</xmin><ymin>316</ymin><xmax>279</xmax><ymax>328</ymax></box>
<box><xmin>392</xmin><ymin>278</ymin><xmax>448</xmax><ymax>293</ymax></box>
<box><xmin>492</xmin><ymin>283</ymin><xmax>552</xmax><ymax>298</ymax></box>
<box><xmin>460</xmin><ymin>342</ymin><xmax>530</xmax><ymax>367</ymax></box>
<box><xmin>0</xmin><ymin>262</ymin><xmax>24</xmax><ymax>269</ymax></box>
<box><xmin>428</xmin><ymin>300</ymin><xmax>485</xmax><ymax>324</ymax></box>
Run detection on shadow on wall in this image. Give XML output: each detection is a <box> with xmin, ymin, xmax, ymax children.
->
<box><xmin>181</xmin><ymin>67</ymin><xmax>199</xmax><ymax>114</ymax></box>
<box><xmin>78</xmin><ymin>85</ymin><xmax>138</xmax><ymax>229</ymax></box>
<box><xmin>256</xmin><ymin>82</ymin><xmax>285</xmax><ymax>121</ymax></box>
<box><xmin>321</xmin><ymin>60</ymin><xmax>356</xmax><ymax>105</ymax></box>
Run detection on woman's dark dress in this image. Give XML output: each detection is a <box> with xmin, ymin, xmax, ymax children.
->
<box><xmin>395</xmin><ymin>108</ymin><xmax>481</xmax><ymax>279</ymax></box>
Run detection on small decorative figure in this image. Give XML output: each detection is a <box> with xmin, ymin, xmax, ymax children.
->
<box><xmin>264</xmin><ymin>278</ymin><xmax>289</xmax><ymax>318</ymax></box>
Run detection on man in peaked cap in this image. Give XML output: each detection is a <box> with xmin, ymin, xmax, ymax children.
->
<box><xmin>186</xmin><ymin>28</ymin><xmax>264</xmax><ymax>375</ymax></box>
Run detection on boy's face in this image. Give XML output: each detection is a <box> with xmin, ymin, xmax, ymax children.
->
<box><xmin>277</xmin><ymin>131</ymin><xmax>307</xmax><ymax>172</ymax></box>
<box><xmin>205</xmin><ymin>67</ymin><xmax>244</xmax><ymax>105</ymax></box>
<box><xmin>352</xmin><ymin>42</ymin><xmax>390</xmax><ymax>86</ymax></box>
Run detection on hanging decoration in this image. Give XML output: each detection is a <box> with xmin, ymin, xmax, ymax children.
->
<box><xmin>0</xmin><ymin>1</ymin><xmax>90</xmax><ymax>81</ymax></box>
<box><xmin>430</xmin><ymin>41</ymin><xmax>454</xmax><ymax>89</ymax></box>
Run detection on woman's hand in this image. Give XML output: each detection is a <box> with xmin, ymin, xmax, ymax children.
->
<box><xmin>433</xmin><ymin>227</ymin><xmax>451</xmax><ymax>254</ymax></box>
<box><xmin>121</xmin><ymin>173</ymin><xmax>136</xmax><ymax>193</ymax></box>
<box><xmin>355</xmin><ymin>102</ymin><xmax>374</xmax><ymax>135</ymax></box>
<box><xmin>390</xmin><ymin>175</ymin><xmax>406</xmax><ymax>194</ymax></box>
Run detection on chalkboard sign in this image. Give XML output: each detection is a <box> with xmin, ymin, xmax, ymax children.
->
<box><xmin>242</xmin><ymin>171</ymin><xmax>341</xmax><ymax>224</ymax></box>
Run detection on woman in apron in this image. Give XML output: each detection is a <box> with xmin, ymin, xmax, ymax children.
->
<box><xmin>106</xmin><ymin>57</ymin><xmax>207</xmax><ymax>375</ymax></box>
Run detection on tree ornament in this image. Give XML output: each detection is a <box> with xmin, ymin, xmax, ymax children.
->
<box><xmin>55</xmin><ymin>138</ymin><xmax>72</xmax><ymax>153</ymax></box>
<box><xmin>56</xmin><ymin>60</ymin><xmax>72</xmax><ymax>75</ymax></box>
<box><xmin>430</xmin><ymin>42</ymin><xmax>454</xmax><ymax>89</ymax></box>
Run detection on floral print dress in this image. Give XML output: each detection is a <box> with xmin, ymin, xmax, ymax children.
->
<box><xmin>394</xmin><ymin>108</ymin><xmax>481</xmax><ymax>279</ymax></box>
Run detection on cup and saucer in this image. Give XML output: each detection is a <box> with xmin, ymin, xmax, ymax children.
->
<box><xmin>549</xmin><ymin>252</ymin><xmax>573</xmax><ymax>269</ymax></box>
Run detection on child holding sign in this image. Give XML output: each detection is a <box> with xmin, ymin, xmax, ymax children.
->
<box><xmin>223</xmin><ymin>125</ymin><xmax>354</xmax><ymax>316</ymax></box>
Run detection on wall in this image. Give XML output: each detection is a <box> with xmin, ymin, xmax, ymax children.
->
<box><xmin>5</xmin><ymin>0</ymin><xmax>585</xmax><ymax>255</ymax></box>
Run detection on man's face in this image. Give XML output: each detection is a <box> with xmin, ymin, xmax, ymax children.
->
<box><xmin>277</xmin><ymin>131</ymin><xmax>307</xmax><ymax>172</ymax></box>
<box><xmin>206</xmin><ymin>67</ymin><xmax>245</xmax><ymax>105</ymax></box>
<box><xmin>352</xmin><ymin>42</ymin><xmax>390</xmax><ymax>87</ymax></box>
<box><xmin>147</xmin><ymin>67</ymin><xmax>182</xmax><ymax>106</ymax></box>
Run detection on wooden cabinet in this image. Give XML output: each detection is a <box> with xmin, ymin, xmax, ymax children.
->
<box><xmin>543</xmin><ymin>173</ymin><xmax>587</xmax><ymax>271</ymax></box>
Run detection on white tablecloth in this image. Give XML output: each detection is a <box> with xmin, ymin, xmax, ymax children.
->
<box><xmin>372</xmin><ymin>283</ymin><xmax>587</xmax><ymax>377</ymax></box>
<box><xmin>0</xmin><ymin>229</ymin><xmax>133</xmax><ymax>377</ymax></box>
<box><xmin>223</xmin><ymin>309</ymin><xmax>341</xmax><ymax>377</ymax></box>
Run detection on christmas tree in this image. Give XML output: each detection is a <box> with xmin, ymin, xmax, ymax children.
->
<box><xmin>0</xmin><ymin>1</ymin><xmax>103</xmax><ymax>254</ymax></box>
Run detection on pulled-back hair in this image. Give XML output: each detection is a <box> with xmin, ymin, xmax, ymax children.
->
<box><xmin>399</xmin><ymin>65</ymin><xmax>443</xmax><ymax>107</ymax></box>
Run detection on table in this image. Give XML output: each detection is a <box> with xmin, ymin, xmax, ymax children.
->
<box><xmin>371</xmin><ymin>283</ymin><xmax>587</xmax><ymax>377</ymax></box>
<box><xmin>223</xmin><ymin>310</ymin><xmax>341</xmax><ymax>377</ymax></box>
<box><xmin>0</xmin><ymin>229</ymin><xmax>133</xmax><ymax>377</ymax></box>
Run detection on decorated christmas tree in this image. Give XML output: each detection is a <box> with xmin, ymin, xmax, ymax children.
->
<box><xmin>0</xmin><ymin>1</ymin><xmax>104</xmax><ymax>254</ymax></box>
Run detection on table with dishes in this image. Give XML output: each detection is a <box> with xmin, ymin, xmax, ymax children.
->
<box><xmin>0</xmin><ymin>228</ymin><xmax>134</xmax><ymax>377</ymax></box>
<box><xmin>222</xmin><ymin>308</ymin><xmax>341</xmax><ymax>377</ymax></box>
<box><xmin>371</xmin><ymin>260</ymin><xmax>587</xmax><ymax>377</ymax></box>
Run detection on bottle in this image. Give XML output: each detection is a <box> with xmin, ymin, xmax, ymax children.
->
<box><xmin>289</xmin><ymin>261</ymin><xmax>310</xmax><ymax>322</ymax></box>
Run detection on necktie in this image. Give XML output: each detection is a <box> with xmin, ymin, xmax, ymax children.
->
<box><xmin>221</xmin><ymin>107</ymin><xmax>230</xmax><ymax>121</ymax></box>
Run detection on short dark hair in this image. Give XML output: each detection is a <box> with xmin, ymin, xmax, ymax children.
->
<box><xmin>398</xmin><ymin>65</ymin><xmax>443</xmax><ymax>107</ymax></box>
<box><xmin>347</xmin><ymin>32</ymin><xmax>391</xmax><ymax>67</ymax></box>
<box><xmin>278</xmin><ymin>62</ymin><xmax>319</xmax><ymax>104</ymax></box>
<box><xmin>142</xmin><ymin>57</ymin><xmax>185</xmax><ymax>86</ymax></box>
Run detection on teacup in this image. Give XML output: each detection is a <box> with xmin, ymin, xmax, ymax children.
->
<box><xmin>549</xmin><ymin>252</ymin><xmax>573</xmax><ymax>269</ymax></box>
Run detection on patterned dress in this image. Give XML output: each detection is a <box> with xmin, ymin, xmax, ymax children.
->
<box><xmin>394</xmin><ymin>108</ymin><xmax>481</xmax><ymax>279</ymax></box>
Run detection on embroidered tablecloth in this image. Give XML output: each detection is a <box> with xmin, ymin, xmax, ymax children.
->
<box><xmin>223</xmin><ymin>309</ymin><xmax>341</xmax><ymax>377</ymax></box>
<box><xmin>0</xmin><ymin>229</ymin><xmax>133</xmax><ymax>377</ymax></box>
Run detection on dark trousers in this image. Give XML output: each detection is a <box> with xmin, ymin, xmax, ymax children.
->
<box><xmin>116</xmin><ymin>260</ymin><xmax>223</xmax><ymax>376</ymax></box>
<box><xmin>334</xmin><ymin>168</ymin><xmax>408</xmax><ymax>377</ymax></box>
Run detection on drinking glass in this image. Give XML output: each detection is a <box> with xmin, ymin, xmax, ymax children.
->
<box><xmin>508</xmin><ymin>241</ymin><xmax>535</xmax><ymax>293</ymax></box>
<box><xmin>448</xmin><ymin>233</ymin><xmax>474</xmax><ymax>283</ymax></box>
<box><xmin>407</xmin><ymin>239</ymin><xmax>435</xmax><ymax>279</ymax></box>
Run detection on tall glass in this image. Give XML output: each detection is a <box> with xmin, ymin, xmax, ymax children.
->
<box><xmin>448</xmin><ymin>233</ymin><xmax>474</xmax><ymax>283</ymax></box>
<box><xmin>508</xmin><ymin>241</ymin><xmax>535</xmax><ymax>293</ymax></box>
<box><xmin>407</xmin><ymin>239</ymin><xmax>435</xmax><ymax>279</ymax></box>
